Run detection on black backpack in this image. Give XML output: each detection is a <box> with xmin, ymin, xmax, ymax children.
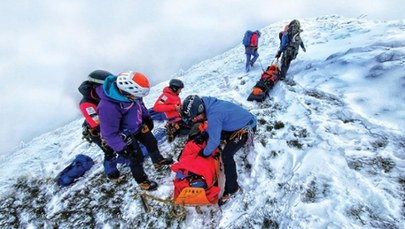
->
<box><xmin>78</xmin><ymin>70</ymin><xmax>113</xmax><ymax>104</ymax></box>
<box><xmin>287</xmin><ymin>20</ymin><xmax>301</xmax><ymax>37</ymax></box>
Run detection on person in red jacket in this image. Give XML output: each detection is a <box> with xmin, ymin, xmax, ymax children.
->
<box><xmin>245</xmin><ymin>30</ymin><xmax>261</xmax><ymax>73</ymax></box>
<box><xmin>153</xmin><ymin>79</ymin><xmax>190</xmax><ymax>142</ymax></box>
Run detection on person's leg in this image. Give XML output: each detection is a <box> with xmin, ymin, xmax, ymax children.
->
<box><xmin>280</xmin><ymin>54</ymin><xmax>291</xmax><ymax>80</ymax></box>
<box><xmin>136</xmin><ymin>130</ymin><xmax>173</xmax><ymax>168</ymax></box>
<box><xmin>124</xmin><ymin>140</ymin><xmax>158</xmax><ymax>191</ymax></box>
<box><xmin>245</xmin><ymin>53</ymin><xmax>252</xmax><ymax>72</ymax></box>
<box><xmin>251</xmin><ymin>50</ymin><xmax>259</xmax><ymax>65</ymax></box>
<box><xmin>136</xmin><ymin>130</ymin><xmax>162</xmax><ymax>163</ymax></box>
<box><xmin>221</xmin><ymin>134</ymin><xmax>248</xmax><ymax>194</ymax></box>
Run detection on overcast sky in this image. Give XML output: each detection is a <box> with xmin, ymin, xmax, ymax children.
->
<box><xmin>0</xmin><ymin>0</ymin><xmax>402</xmax><ymax>154</ymax></box>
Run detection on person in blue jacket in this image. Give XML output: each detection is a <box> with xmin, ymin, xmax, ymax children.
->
<box><xmin>181</xmin><ymin>95</ymin><xmax>257</xmax><ymax>205</ymax></box>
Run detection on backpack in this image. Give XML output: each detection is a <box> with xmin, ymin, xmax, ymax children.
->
<box><xmin>56</xmin><ymin>154</ymin><xmax>94</xmax><ymax>186</ymax></box>
<box><xmin>242</xmin><ymin>30</ymin><xmax>254</xmax><ymax>46</ymax></box>
<box><xmin>79</xmin><ymin>70</ymin><xmax>112</xmax><ymax>103</ymax></box>
<box><xmin>287</xmin><ymin>19</ymin><xmax>301</xmax><ymax>38</ymax></box>
<box><xmin>78</xmin><ymin>70</ymin><xmax>113</xmax><ymax>128</ymax></box>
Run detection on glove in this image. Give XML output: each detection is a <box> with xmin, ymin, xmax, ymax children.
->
<box><xmin>302</xmin><ymin>47</ymin><xmax>306</xmax><ymax>52</ymax></box>
<box><xmin>194</xmin><ymin>132</ymin><xmax>208</xmax><ymax>145</ymax></box>
<box><xmin>212</xmin><ymin>149</ymin><xmax>221</xmax><ymax>159</ymax></box>
<box><xmin>117</xmin><ymin>147</ymin><xmax>131</xmax><ymax>158</ymax></box>
<box><xmin>198</xmin><ymin>149</ymin><xmax>210</xmax><ymax>158</ymax></box>
<box><xmin>142</xmin><ymin>116</ymin><xmax>154</xmax><ymax>132</ymax></box>
<box><xmin>104</xmin><ymin>150</ymin><xmax>117</xmax><ymax>161</ymax></box>
<box><xmin>275</xmin><ymin>51</ymin><xmax>281</xmax><ymax>58</ymax></box>
<box><xmin>121</xmin><ymin>131</ymin><xmax>134</xmax><ymax>146</ymax></box>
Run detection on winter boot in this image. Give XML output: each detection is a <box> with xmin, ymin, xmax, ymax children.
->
<box><xmin>218</xmin><ymin>186</ymin><xmax>242</xmax><ymax>206</ymax></box>
<box><xmin>139</xmin><ymin>179</ymin><xmax>158</xmax><ymax>191</ymax></box>
<box><xmin>110</xmin><ymin>175</ymin><xmax>126</xmax><ymax>185</ymax></box>
<box><xmin>154</xmin><ymin>157</ymin><xmax>174</xmax><ymax>170</ymax></box>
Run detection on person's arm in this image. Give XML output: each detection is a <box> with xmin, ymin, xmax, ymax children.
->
<box><xmin>98</xmin><ymin>102</ymin><xmax>126</xmax><ymax>152</ymax></box>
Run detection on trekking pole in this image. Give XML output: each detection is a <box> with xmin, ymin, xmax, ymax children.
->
<box><xmin>258</xmin><ymin>57</ymin><xmax>265</xmax><ymax>72</ymax></box>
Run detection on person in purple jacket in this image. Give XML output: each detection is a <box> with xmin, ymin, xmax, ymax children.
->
<box><xmin>181</xmin><ymin>95</ymin><xmax>257</xmax><ymax>205</ymax></box>
<box><xmin>96</xmin><ymin>71</ymin><xmax>173</xmax><ymax>191</ymax></box>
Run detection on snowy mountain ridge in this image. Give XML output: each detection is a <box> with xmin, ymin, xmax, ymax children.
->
<box><xmin>0</xmin><ymin>15</ymin><xmax>404</xmax><ymax>228</ymax></box>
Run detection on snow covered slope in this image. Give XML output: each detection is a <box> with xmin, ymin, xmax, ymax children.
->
<box><xmin>0</xmin><ymin>15</ymin><xmax>404</xmax><ymax>228</ymax></box>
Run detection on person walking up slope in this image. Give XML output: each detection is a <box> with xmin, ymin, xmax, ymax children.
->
<box><xmin>181</xmin><ymin>95</ymin><xmax>257</xmax><ymax>205</ymax></box>
<box><xmin>243</xmin><ymin>30</ymin><xmax>261</xmax><ymax>73</ymax></box>
<box><xmin>96</xmin><ymin>71</ymin><xmax>174</xmax><ymax>191</ymax></box>
<box><xmin>275</xmin><ymin>19</ymin><xmax>306</xmax><ymax>80</ymax></box>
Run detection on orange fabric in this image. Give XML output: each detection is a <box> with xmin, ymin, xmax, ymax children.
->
<box><xmin>79</xmin><ymin>102</ymin><xmax>99</xmax><ymax>128</ymax></box>
<box><xmin>253</xmin><ymin>87</ymin><xmax>263</xmax><ymax>95</ymax></box>
<box><xmin>174</xmin><ymin>187</ymin><xmax>218</xmax><ymax>205</ymax></box>
<box><xmin>198</xmin><ymin>121</ymin><xmax>208</xmax><ymax>132</ymax></box>
<box><xmin>132</xmin><ymin>72</ymin><xmax>150</xmax><ymax>88</ymax></box>
<box><xmin>269</xmin><ymin>64</ymin><xmax>278</xmax><ymax>71</ymax></box>
<box><xmin>153</xmin><ymin>86</ymin><xmax>182</xmax><ymax>119</ymax></box>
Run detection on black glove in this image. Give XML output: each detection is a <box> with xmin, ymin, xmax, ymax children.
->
<box><xmin>198</xmin><ymin>149</ymin><xmax>210</xmax><ymax>158</ymax></box>
<box><xmin>143</xmin><ymin>116</ymin><xmax>154</xmax><ymax>131</ymax></box>
<box><xmin>104</xmin><ymin>150</ymin><xmax>117</xmax><ymax>161</ymax></box>
<box><xmin>121</xmin><ymin>131</ymin><xmax>134</xmax><ymax>147</ymax></box>
<box><xmin>117</xmin><ymin>147</ymin><xmax>132</xmax><ymax>158</ymax></box>
<box><xmin>275</xmin><ymin>51</ymin><xmax>281</xmax><ymax>58</ymax></box>
<box><xmin>194</xmin><ymin>132</ymin><xmax>208</xmax><ymax>145</ymax></box>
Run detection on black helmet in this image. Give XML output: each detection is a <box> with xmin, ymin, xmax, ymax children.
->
<box><xmin>169</xmin><ymin>79</ymin><xmax>184</xmax><ymax>92</ymax></box>
<box><xmin>182</xmin><ymin>95</ymin><xmax>205</xmax><ymax>120</ymax></box>
<box><xmin>88</xmin><ymin>70</ymin><xmax>113</xmax><ymax>84</ymax></box>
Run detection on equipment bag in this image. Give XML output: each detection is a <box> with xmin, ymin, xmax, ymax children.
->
<box><xmin>242</xmin><ymin>30</ymin><xmax>254</xmax><ymax>46</ymax></box>
<box><xmin>56</xmin><ymin>154</ymin><xmax>94</xmax><ymax>186</ymax></box>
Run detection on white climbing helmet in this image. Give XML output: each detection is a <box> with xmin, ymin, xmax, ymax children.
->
<box><xmin>116</xmin><ymin>71</ymin><xmax>150</xmax><ymax>97</ymax></box>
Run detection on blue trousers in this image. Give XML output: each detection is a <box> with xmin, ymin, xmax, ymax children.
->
<box><xmin>245</xmin><ymin>47</ymin><xmax>259</xmax><ymax>72</ymax></box>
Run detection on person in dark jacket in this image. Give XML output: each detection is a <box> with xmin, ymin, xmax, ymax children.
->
<box><xmin>245</xmin><ymin>30</ymin><xmax>261</xmax><ymax>73</ymax></box>
<box><xmin>275</xmin><ymin>19</ymin><xmax>306</xmax><ymax>80</ymax></box>
<box><xmin>181</xmin><ymin>95</ymin><xmax>257</xmax><ymax>205</ymax></box>
<box><xmin>96</xmin><ymin>71</ymin><xmax>173</xmax><ymax>191</ymax></box>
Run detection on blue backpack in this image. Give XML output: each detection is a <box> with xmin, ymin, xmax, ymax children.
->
<box><xmin>148</xmin><ymin>108</ymin><xmax>167</xmax><ymax>121</ymax></box>
<box><xmin>56</xmin><ymin>154</ymin><xmax>94</xmax><ymax>186</ymax></box>
<box><xmin>242</xmin><ymin>30</ymin><xmax>254</xmax><ymax>46</ymax></box>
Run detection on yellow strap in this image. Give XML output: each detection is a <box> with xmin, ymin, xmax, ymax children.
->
<box><xmin>135</xmin><ymin>193</ymin><xmax>188</xmax><ymax>218</ymax></box>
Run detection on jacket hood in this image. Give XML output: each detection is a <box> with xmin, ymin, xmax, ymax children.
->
<box><xmin>101</xmin><ymin>76</ymin><xmax>132</xmax><ymax>103</ymax></box>
<box><xmin>201</xmin><ymin>96</ymin><xmax>217</xmax><ymax>110</ymax></box>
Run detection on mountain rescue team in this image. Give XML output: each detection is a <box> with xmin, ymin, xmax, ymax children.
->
<box><xmin>77</xmin><ymin>19</ymin><xmax>303</xmax><ymax>205</ymax></box>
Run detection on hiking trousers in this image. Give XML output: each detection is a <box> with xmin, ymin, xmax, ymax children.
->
<box><xmin>245</xmin><ymin>47</ymin><xmax>259</xmax><ymax>72</ymax></box>
<box><xmin>221</xmin><ymin>131</ymin><xmax>248</xmax><ymax>194</ymax></box>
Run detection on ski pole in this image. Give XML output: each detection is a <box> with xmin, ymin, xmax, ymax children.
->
<box><xmin>258</xmin><ymin>57</ymin><xmax>265</xmax><ymax>72</ymax></box>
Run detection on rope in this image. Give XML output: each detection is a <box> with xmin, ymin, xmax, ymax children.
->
<box><xmin>134</xmin><ymin>193</ymin><xmax>188</xmax><ymax>218</ymax></box>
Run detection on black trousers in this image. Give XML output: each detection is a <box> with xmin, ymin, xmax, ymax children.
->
<box><xmin>220</xmin><ymin>130</ymin><xmax>249</xmax><ymax>194</ymax></box>
<box><xmin>128</xmin><ymin>130</ymin><xmax>165</xmax><ymax>183</ymax></box>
